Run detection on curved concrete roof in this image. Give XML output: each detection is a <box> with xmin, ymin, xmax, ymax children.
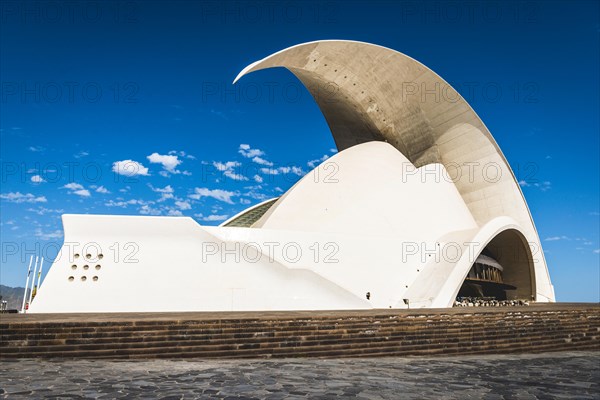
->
<box><xmin>235</xmin><ymin>40</ymin><xmax>553</xmax><ymax>301</ymax></box>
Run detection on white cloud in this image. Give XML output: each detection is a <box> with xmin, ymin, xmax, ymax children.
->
<box><xmin>27</xmin><ymin>207</ymin><xmax>64</xmax><ymax>215</ymax></box>
<box><xmin>149</xmin><ymin>184</ymin><xmax>174</xmax><ymax>193</ymax></box>
<box><xmin>139</xmin><ymin>204</ymin><xmax>161</xmax><ymax>215</ymax></box>
<box><xmin>260</xmin><ymin>168</ymin><xmax>279</xmax><ymax>175</ymax></box>
<box><xmin>169</xmin><ymin>150</ymin><xmax>195</xmax><ymax>160</ymax></box>
<box><xmin>95</xmin><ymin>186</ymin><xmax>110</xmax><ymax>194</ymax></box>
<box><xmin>63</xmin><ymin>183</ymin><xmax>84</xmax><ymax>191</ymax></box>
<box><xmin>61</xmin><ymin>183</ymin><xmax>91</xmax><ymax>197</ymax></box>
<box><xmin>253</xmin><ymin>174</ymin><xmax>263</xmax><ymax>183</ymax></box>
<box><xmin>105</xmin><ymin>199</ymin><xmax>147</xmax><ymax>208</ymax></box>
<box><xmin>291</xmin><ymin>166</ymin><xmax>304</xmax><ymax>176</ymax></box>
<box><xmin>112</xmin><ymin>160</ymin><xmax>150</xmax><ymax>177</ymax></box>
<box><xmin>243</xmin><ymin>189</ymin><xmax>269</xmax><ymax>201</ymax></box>
<box><xmin>149</xmin><ymin>184</ymin><xmax>175</xmax><ymax>202</ymax></box>
<box><xmin>534</xmin><ymin>181</ymin><xmax>551</xmax><ymax>191</ymax></box>
<box><xmin>189</xmin><ymin>188</ymin><xmax>237</xmax><ymax>204</ymax></box>
<box><xmin>30</xmin><ymin>175</ymin><xmax>45</xmax><ymax>183</ymax></box>
<box><xmin>519</xmin><ymin>180</ymin><xmax>551</xmax><ymax>191</ymax></box>
<box><xmin>0</xmin><ymin>192</ymin><xmax>47</xmax><ymax>203</ymax></box>
<box><xmin>147</xmin><ymin>152</ymin><xmax>182</xmax><ymax>174</ymax></box>
<box><xmin>72</xmin><ymin>189</ymin><xmax>91</xmax><ymax>197</ymax></box>
<box><xmin>167</xmin><ymin>209</ymin><xmax>183</xmax><ymax>216</ymax></box>
<box><xmin>307</xmin><ymin>154</ymin><xmax>330</xmax><ymax>168</ymax></box>
<box><xmin>202</xmin><ymin>214</ymin><xmax>228</xmax><ymax>222</ymax></box>
<box><xmin>240</xmin><ymin>198</ymin><xmax>251</xmax><ymax>205</ymax></box>
<box><xmin>34</xmin><ymin>228</ymin><xmax>63</xmax><ymax>240</ymax></box>
<box><xmin>74</xmin><ymin>150</ymin><xmax>89</xmax><ymax>158</ymax></box>
<box><xmin>175</xmin><ymin>200</ymin><xmax>191</xmax><ymax>210</ymax></box>
<box><xmin>544</xmin><ymin>236</ymin><xmax>569</xmax><ymax>241</ymax></box>
<box><xmin>213</xmin><ymin>161</ymin><xmax>248</xmax><ymax>181</ymax></box>
<box><xmin>260</xmin><ymin>166</ymin><xmax>304</xmax><ymax>176</ymax></box>
<box><xmin>593</xmin><ymin>249</ymin><xmax>600</xmax><ymax>254</ymax></box>
<box><xmin>239</xmin><ymin>144</ymin><xmax>265</xmax><ymax>158</ymax></box>
<box><xmin>252</xmin><ymin>156</ymin><xmax>273</xmax><ymax>166</ymax></box>
<box><xmin>28</xmin><ymin>146</ymin><xmax>45</xmax><ymax>152</ymax></box>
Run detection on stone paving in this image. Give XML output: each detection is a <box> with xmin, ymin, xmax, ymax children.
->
<box><xmin>0</xmin><ymin>351</ymin><xmax>598</xmax><ymax>399</ymax></box>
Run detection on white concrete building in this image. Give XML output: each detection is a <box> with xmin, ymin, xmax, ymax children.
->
<box><xmin>29</xmin><ymin>40</ymin><xmax>554</xmax><ymax>313</ymax></box>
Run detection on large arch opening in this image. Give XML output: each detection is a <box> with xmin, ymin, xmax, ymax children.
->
<box><xmin>458</xmin><ymin>229</ymin><xmax>535</xmax><ymax>301</ymax></box>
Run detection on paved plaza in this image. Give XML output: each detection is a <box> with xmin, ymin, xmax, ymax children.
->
<box><xmin>0</xmin><ymin>351</ymin><xmax>598</xmax><ymax>399</ymax></box>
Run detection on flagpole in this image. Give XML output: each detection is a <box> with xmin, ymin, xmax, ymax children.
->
<box><xmin>27</xmin><ymin>256</ymin><xmax>39</xmax><ymax>311</ymax></box>
<box><xmin>32</xmin><ymin>257</ymin><xmax>44</xmax><ymax>303</ymax></box>
<box><xmin>36</xmin><ymin>257</ymin><xmax>44</xmax><ymax>291</ymax></box>
<box><xmin>21</xmin><ymin>255</ymin><xmax>34</xmax><ymax>313</ymax></box>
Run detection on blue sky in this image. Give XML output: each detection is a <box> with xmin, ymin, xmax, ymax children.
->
<box><xmin>1</xmin><ymin>1</ymin><xmax>598</xmax><ymax>301</ymax></box>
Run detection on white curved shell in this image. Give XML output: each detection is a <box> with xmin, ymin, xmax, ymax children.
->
<box><xmin>28</xmin><ymin>41</ymin><xmax>554</xmax><ymax>313</ymax></box>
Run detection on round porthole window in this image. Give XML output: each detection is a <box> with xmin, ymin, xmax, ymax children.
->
<box><xmin>74</xmin><ymin>253</ymin><xmax>80</xmax><ymax>259</ymax></box>
<box><xmin>71</xmin><ymin>265</ymin><xmax>77</xmax><ymax>270</ymax></box>
<box><xmin>81</xmin><ymin>276</ymin><xmax>87</xmax><ymax>282</ymax></box>
<box><xmin>68</xmin><ymin>276</ymin><xmax>74</xmax><ymax>282</ymax></box>
<box><xmin>83</xmin><ymin>265</ymin><xmax>89</xmax><ymax>270</ymax></box>
<box><xmin>95</xmin><ymin>265</ymin><xmax>101</xmax><ymax>270</ymax></box>
<box><xmin>93</xmin><ymin>276</ymin><xmax>98</xmax><ymax>282</ymax></box>
<box><xmin>98</xmin><ymin>254</ymin><xmax>104</xmax><ymax>260</ymax></box>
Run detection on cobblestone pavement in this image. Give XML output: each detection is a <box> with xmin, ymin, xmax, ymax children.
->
<box><xmin>0</xmin><ymin>351</ymin><xmax>598</xmax><ymax>399</ymax></box>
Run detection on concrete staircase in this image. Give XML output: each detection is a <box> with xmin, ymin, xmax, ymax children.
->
<box><xmin>1</xmin><ymin>304</ymin><xmax>598</xmax><ymax>359</ymax></box>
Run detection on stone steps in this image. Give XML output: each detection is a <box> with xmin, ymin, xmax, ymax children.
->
<box><xmin>3</xmin><ymin>319</ymin><xmax>596</xmax><ymax>348</ymax></box>
<box><xmin>3</xmin><ymin>311</ymin><xmax>595</xmax><ymax>338</ymax></box>
<box><xmin>1</xmin><ymin>305</ymin><xmax>598</xmax><ymax>359</ymax></box>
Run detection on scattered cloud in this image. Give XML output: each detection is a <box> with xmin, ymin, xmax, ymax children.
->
<box><xmin>95</xmin><ymin>186</ymin><xmax>110</xmax><ymax>194</ymax></box>
<box><xmin>594</xmin><ymin>249</ymin><xmax>600</xmax><ymax>254</ymax></box>
<box><xmin>112</xmin><ymin>160</ymin><xmax>150</xmax><ymax>177</ymax></box>
<box><xmin>252</xmin><ymin>156</ymin><xmax>273</xmax><ymax>166</ymax></box>
<box><xmin>253</xmin><ymin>174</ymin><xmax>263</xmax><ymax>183</ymax></box>
<box><xmin>189</xmin><ymin>187</ymin><xmax>237</xmax><ymax>204</ymax></box>
<box><xmin>105</xmin><ymin>199</ymin><xmax>147</xmax><ymax>208</ymax></box>
<box><xmin>34</xmin><ymin>228</ymin><xmax>63</xmax><ymax>241</ymax></box>
<box><xmin>169</xmin><ymin>150</ymin><xmax>195</xmax><ymax>160</ymax></box>
<box><xmin>27</xmin><ymin>207</ymin><xmax>64</xmax><ymax>215</ymax></box>
<box><xmin>202</xmin><ymin>214</ymin><xmax>228</xmax><ymax>222</ymax></box>
<box><xmin>544</xmin><ymin>236</ymin><xmax>569</xmax><ymax>241</ymax></box>
<box><xmin>260</xmin><ymin>166</ymin><xmax>304</xmax><ymax>176</ymax></box>
<box><xmin>238</xmin><ymin>144</ymin><xmax>264</xmax><ymax>158</ymax></box>
<box><xmin>147</xmin><ymin>152</ymin><xmax>182</xmax><ymax>174</ymax></box>
<box><xmin>213</xmin><ymin>161</ymin><xmax>248</xmax><ymax>181</ymax></box>
<box><xmin>139</xmin><ymin>204</ymin><xmax>161</xmax><ymax>215</ymax></box>
<box><xmin>307</xmin><ymin>154</ymin><xmax>330</xmax><ymax>168</ymax></box>
<box><xmin>30</xmin><ymin>175</ymin><xmax>45</xmax><ymax>184</ymax></box>
<box><xmin>0</xmin><ymin>192</ymin><xmax>47</xmax><ymax>203</ymax></box>
<box><xmin>174</xmin><ymin>200</ymin><xmax>192</xmax><ymax>210</ymax></box>
<box><xmin>149</xmin><ymin>184</ymin><xmax>175</xmax><ymax>202</ymax></box>
<box><xmin>28</xmin><ymin>146</ymin><xmax>45</xmax><ymax>152</ymax></box>
<box><xmin>519</xmin><ymin>180</ymin><xmax>551</xmax><ymax>191</ymax></box>
<box><xmin>74</xmin><ymin>150</ymin><xmax>89</xmax><ymax>158</ymax></box>
<box><xmin>62</xmin><ymin>183</ymin><xmax>91</xmax><ymax>197</ymax></box>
